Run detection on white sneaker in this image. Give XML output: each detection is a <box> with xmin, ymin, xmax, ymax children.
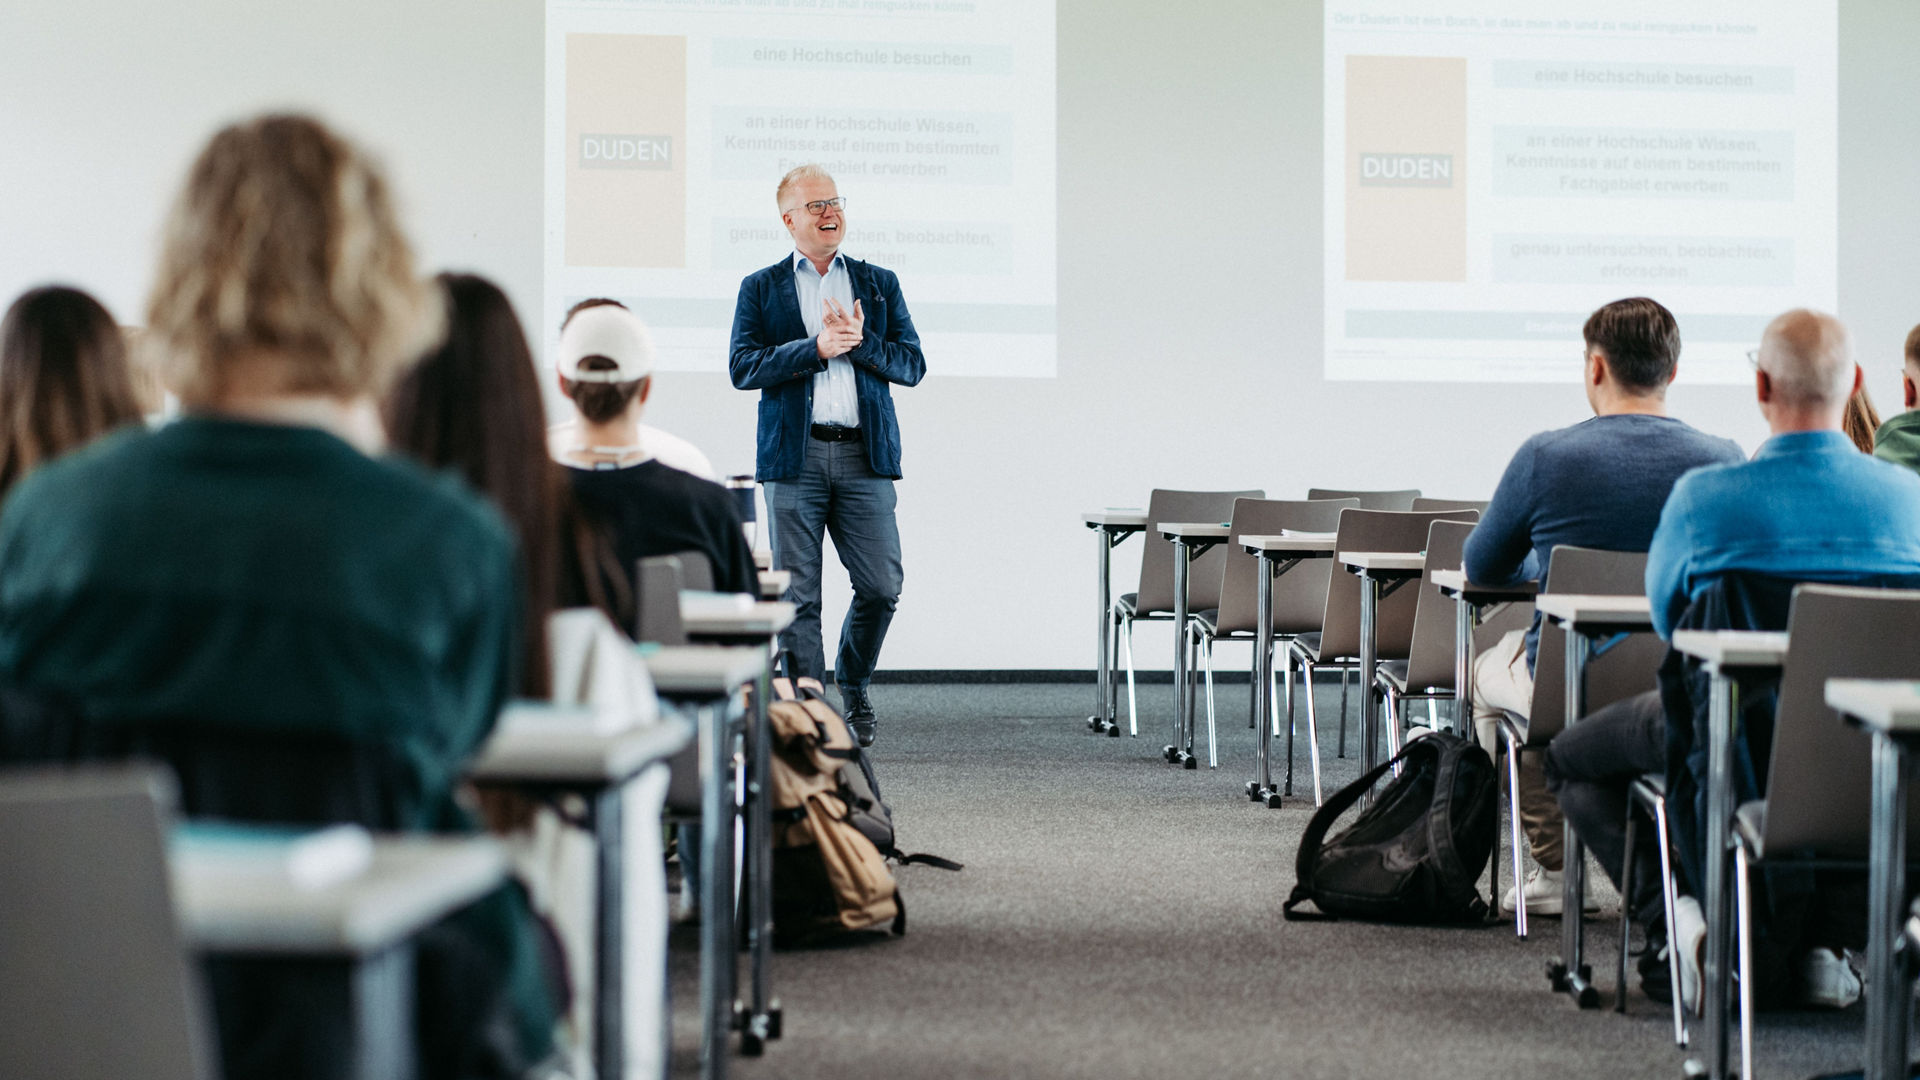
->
<box><xmin>1673</xmin><ymin>895</ymin><xmax>1706</xmax><ymax>1016</ymax></box>
<box><xmin>1796</xmin><ymin>947</ymin><xmax>1863</xmax><ymax>1009</ymax></box>
<box><xmin>1500</xmin><ymin>865</ymin><xmax>1601</xmax><ymax>915</ymax></box>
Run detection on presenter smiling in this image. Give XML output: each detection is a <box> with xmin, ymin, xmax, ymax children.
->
<box><xmin>729</xmin><ymin>164</ymin><xmax>925</xmax><ymax>747</ymax></box>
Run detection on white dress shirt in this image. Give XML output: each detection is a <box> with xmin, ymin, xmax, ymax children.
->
<box><xmin>792</xmin><ymin>251</ymin><xmax>859</xmax><ymax>428</ymax></box>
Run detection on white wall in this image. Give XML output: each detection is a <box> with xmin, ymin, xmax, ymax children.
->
<box><xmin>3</xmin><ymin>1</ymin><xmax>1916</xmax><ymax>671</ymax></box>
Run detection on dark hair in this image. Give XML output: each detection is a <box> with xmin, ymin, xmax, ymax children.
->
<box><xmin>384</xmin><ymin>273</ymin><xmax>630</xmax><ymax>695</ymax></box>
<box><xmin>0</xmin><ymin>286</ymin><xmax>143</xmax><ymax>497</ymax></box>
<box><xmin>562</xmin><ymin>356</ymin><xmax>645</xmax><ymax>424</ymax></box>
<box><xmin>1582</xmin><ymin>297</ymin><xmax>1680</xmax><ymax>392</ymax></box>
<box><xmin>561</xmin><ymin>296</ymin><xmax>626</xmax><ymax>329</ymax></box>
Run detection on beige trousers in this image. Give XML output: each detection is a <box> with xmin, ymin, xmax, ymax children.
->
<box><xmin>1472</xmin><ymin>627</ymin><xmax>1564</xmax><ymax>871</ymax></box>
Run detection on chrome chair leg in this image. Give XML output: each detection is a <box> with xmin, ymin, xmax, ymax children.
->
<box><xmin>1337</xmin><ymin>666</ymin><xmax>1349</xmax><ymax>758</ymax></box>
<box><xmin>1617</xmin><ymin>809</ymin><xmax>1638</xmax><ymax>1013</ymax></box>
<box><xmin>1652</xmin><ymin>796</ymin><xmax>1687</xmax><ymax>1048</ymax></box>
<box><xmin>1735</xmin><ymin>845</ymin><xmax>1755</xmax><ymax>1080</ymax></box>
<box><xmin>1503</xmin><ymin>728</ymin><xmax>1528</xmax><ymax>939</ymax></box>
<box><xmin>1302</xmin><ymin>655</ymin><xmax>1325</xmax><ymax>807</ymax></box>
<box><xmin>1122</xmin><ymin>618</ymin><xmax>1139</xmax><ymax>737</ymax></box>
<box><xmin>1202</xmin><ymin>636</ymin><xmax>1218</xmax><ymax>769</ymax></box>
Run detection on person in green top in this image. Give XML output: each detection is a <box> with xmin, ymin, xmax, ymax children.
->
<box><xmin>1873</xmin><ymin>322</ymin><xmax>1920</xmax><ymax>475</ymax></box>
<box><xmin>0</xmin><ymin>116</ymin><xmax>558</xmax><ymax>1080</ymax></box>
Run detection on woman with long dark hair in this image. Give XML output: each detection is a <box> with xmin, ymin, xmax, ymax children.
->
<box><xmin>0</xmin><ymin>285</ymin><xmax>143</xmax><ymax>497</ymax></box>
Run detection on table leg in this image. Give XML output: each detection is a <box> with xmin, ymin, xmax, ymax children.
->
<box><xmin>1090</xmin><ymin>527</ymin><xmax>1113</xmax><ymax>734</ymax></box>
<box><xmin>593</xmin><ymin>785</ymin><xmax>628</xmax><ymax>1080</ymax></box>
<box><xmin>1454</xmin><ymin>597</ymin><xmax>1474</xmax><ymax>741</ymax></box>
<box><xmin>1692</xmin><ymin>671</ymin><xmax>1738</xmax><ymax>1080</ymax></box>
<box><xmin>349</xmin><ymin>946</ymin><xmax>417</xmax><ymax>1080</ymax></box>
<box><xmin>1250</xmin><ymin>555</ymin><xmax>1278</xmax><ymax>805</ymax></box>
<box><xmin>1167</xmin><ymin>539</ymin><xmax>1196</xmax><ymax>768</ymax></box>
<box><xmin>699</xmin><ymin>703</ymin><xmax>734</xmax><ymax>1080</ymax></box>
<box><xmin>1551</xmin><ymin>631</ymin><xmax>1598</xmax><ymax>1007</ymax></box>
<box><xmin>1867</xmin><ymin>733</ymin><xmax>1910</xmax><ymax>1080</ymax></box>
<box><xmin>1358</xmin><ymin>571</ymin><xmax>1380</xmax><ymax>806</ymax></box>
<box><xmin>742</xmin><ymin>663</ymin><xmax>777</xmax><ymax>1053</ymax></box>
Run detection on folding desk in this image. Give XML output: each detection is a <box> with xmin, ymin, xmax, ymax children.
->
<box><xmin>1159</xmin><ymin>522</ymin><xmax>1231</xmax><ymax>768</ymax></box>
<box><xmin>1241</xmin><ymin>533</ymin><xmax>1337</xmax><ymax>806</ymax></box>
<box><xmin>1339</xmin><ymin>550</ymin><xmax>1426</xmax><ymax>801</ymax></box>
<box><xmin>1082</xmin><ymin>509</ymin><xmax>1148</xmax><ymax>736</ymax></box>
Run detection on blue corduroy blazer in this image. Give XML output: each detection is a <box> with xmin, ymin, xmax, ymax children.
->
<box><xmin>727</xmin><ymin>256</ymin><xmax>925</xmax><ymax>481</ymax></box>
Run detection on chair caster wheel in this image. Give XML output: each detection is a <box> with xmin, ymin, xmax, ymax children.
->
<box><xmin>1163</xmin><ymin>745</ymin><xmax>1178</xmax><ymax>762</ymax></box>
<box><xmin>768</xmin><ymin>1004</ymin><xmax>783</xmax><ymax>1040</ymax></box>
<box><xmin>1182</xmin><ymin>755</ymin><xmax>1198</xmax><ymax>770</ymax></box>
<box><xmin>741</xmin><ymin>1032</ymin><xmax>764</xmax><ymax>1057</ymax></box>
<box><xmin>1086</xmin><ymin>716</ymin><xmax>1100</xmax><ymax>731</ymax></box>
<box><xmin>1106</xmin><ymin>724</ymin><xmax>1121</xmax><ymax>737</ymax></box>
<box><xmin>1245</xmin><ymin>781</ymin><xmax>1260</xmax><ymax>799</ymax></box>
<box><xmin>1265</xmin><ymin>792</ymin><xmax>1285</xmax><ymax>809</ymax></box>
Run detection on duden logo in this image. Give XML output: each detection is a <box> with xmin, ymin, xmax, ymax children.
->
<box><xmin>580</xmin><ymin>134</ymin><xmax>674</xmax><ymax>170</ymax></box>
<box><xmin>1357</xmin><ymin>152</ymin><xmax>1454</xmax><ymax>188</ymax></box>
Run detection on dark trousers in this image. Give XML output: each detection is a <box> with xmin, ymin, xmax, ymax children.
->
<box><xmin>1545</xmin><ymin>689</ymin><xmax>1667</xmax><ymax>924</ymax></box>
<box><xmin>764</xmin><ymin>435</ymin><xmax>904</xmax><ymax>689</ymax></box>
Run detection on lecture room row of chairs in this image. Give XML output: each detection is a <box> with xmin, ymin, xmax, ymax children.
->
<box><xmin>1081</xmin><ymin>487</ymin><xmax>1920</xmax><ymax>1080</ymax></box>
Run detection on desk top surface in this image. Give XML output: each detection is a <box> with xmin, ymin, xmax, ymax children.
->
<box><xmin>1671</xmin><ymin>629</ymin><xmax>1789</xmax><ymax>669</ymax></box>
<box><xmin>758</xmin><ymin>569</ymin><xmax>791</xmax><ymax>600</ymax></box>
<box><xmin>645</xmin><ymin>645</ymin><xmax>768</xmax><ymax>695</ymax></box>
<box><xmin>1241</xmin><ymin>534</ymin><xmax>1338</xmax><ymax>554</ymax></box>
<box><xmin>1339</xmin><ymin>550</ymin><xmax>1426</xmax><ymax>573</ymax></box>
<box><xmin>467</xmin><ymin>711</ymin><xmax>694</xmax><ymax>785</ymax></box>
<box><xmin>1826</xmin><ymin>678</ymin><xmax>1920</xmax><ymax>732</ymax></box>
<box><xmin>175</xmin><ymin>834</ymin><xmax>506</xmax><ymax>955</ymax></box>
<box><xmin>1083</xmin><ymin>509</ymin><xmax>1148</xmax><ymax>528</ymax></box>
<box><xmin>1533</xmin><ymin>593</ymin><xmax>1654</xmax><ymax>628</ymax></box>
<box><xmin>1159</xmin><ymin>521</ymin><xmax>1231</xmax><ymax>539</ymax></box>
<box><xmin>1430</xmin><ymin>568</ymin><xmax>1539</xmax><ymax>600</ymax></box>
<box><xmin>753</xmin><ymin>549</ymin><xmax>771</xmax><ymax>570</ymax></box>
<box><xmin>680</xmin><ymin>597</ymin><xmax>795</xmax><ymax>636</ymax></box>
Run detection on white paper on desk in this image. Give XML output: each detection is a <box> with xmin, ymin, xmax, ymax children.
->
<box><xmin>1279</xmin><ymin>530</ymin><xmax>1337</xmax><ymax>541</ymax></box>
<box><xmin>497</xmin><ymin>701</ymin><xmax>632</xmax><ymax>737</ymax></box>
<box><xmin>679</xmin><ymin>590</ymin><xmax>755</xmax><ymax>619</ymax></box>
<box><xmin>174</xmin><ymin>823</ymin><xmax>374</xmax><ymax>891</ymax></box>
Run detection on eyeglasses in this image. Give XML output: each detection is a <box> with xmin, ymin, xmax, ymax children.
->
<box><xmin>787</xmin><ymin>197</ymin><xmax>845</xmax><ymax>217</ymax></box>
<box><xmin>1746</xmin><ymin>348</ymin><xmax>1762</xmax><ymax>370</ymax></box>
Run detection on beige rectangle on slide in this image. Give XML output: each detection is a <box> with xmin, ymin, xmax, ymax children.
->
<box><xmin>1346</xmin><ymin>55</ymin><xmax>1466</xmax><ymax>282</ymax></box>
<box><xmin>566</xmin><ymin>34</ymin><xmax>687</xmax><ymax>268</ymax></box>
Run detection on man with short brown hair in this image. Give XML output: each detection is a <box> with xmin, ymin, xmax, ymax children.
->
<box><xmin>1871</xmin><ymin>322</ymin><xmax>1920</xmax><ymax>474</ymax></box>
<box><xmin>1464</xmin><ymin>296</ymin><xmax>1743</xmax><ymax>915</ymax></box>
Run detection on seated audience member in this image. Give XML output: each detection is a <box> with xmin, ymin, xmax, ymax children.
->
<box><xmin>0</xmin><ymin>115</ymin><xmax>558</xmax><ymax>1079</ymax></box>
<box><xmin>1647</xmin><ymin>308</ymin><xmax>1920</xmax><ymax>1010</ymax></box>
<box><xmin>547</xmin><ymin>298</ymin><xmax>719</xmax><ymax>480</ymax></box>
<box><xmin>1463</xmin><ymin>296</ymin><xmax>1743</xmax><ymax>916</ymax></box>
<box><xmin>554</xmin><ymin>302</ymin><xmax>756</xmax><ymax>597</ymax></box>
<box><xmin>0</xmin><ymin>285</ymin><xmax>143</xmax><ymax>497</ymax></box>
<box><xmin>1844</xmin><ymin>384</ymin><xmax>1881</xmax><ymax>453</ymax></box>
<box><xmin>385</xmin><ymin>271</ymin><xmax>665</xmax><ymax>1072</ymax></box>
<box><xmin>1872</xmin><ymin>322</ymin><xmax>1920</xmax><ymax>473</ymax></box>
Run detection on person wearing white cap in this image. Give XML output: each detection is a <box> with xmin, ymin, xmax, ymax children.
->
<box><xmin>548</xmin><ymin>298</ymin><xmax>720</xmax><ymax>481</ymax></box>
<box><xmin>554</xmin><ymin>302</ymin><xmax>756</xmax><ymax>599</ymax></box>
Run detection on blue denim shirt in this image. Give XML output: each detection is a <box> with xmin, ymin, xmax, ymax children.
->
<box><xmin>1645</xmin><ymin>429</ymin><xmax>1920</xmax><ymax>637</ymax></box>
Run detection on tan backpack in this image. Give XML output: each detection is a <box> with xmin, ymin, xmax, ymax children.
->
<box><xmin>766</xmin><ymin>681</ymin><xmax>905</xmax><ymax>944</ymax></box>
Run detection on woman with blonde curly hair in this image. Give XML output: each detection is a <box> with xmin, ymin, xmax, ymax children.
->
<box><xmin>0</xmin><ymin>114</ymin><xmax>559</xmax><ymax>1079</ymax></box>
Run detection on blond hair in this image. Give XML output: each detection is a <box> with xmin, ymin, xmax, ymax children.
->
<box><xmin>775</xmin><ymin>163</ymin><xmax>835</xmax><ymax>212</ymax></box>
<box><xmin>145</xmin><ymin>114</ymin><xmax>441</xmax><ymax>406</ymax></box>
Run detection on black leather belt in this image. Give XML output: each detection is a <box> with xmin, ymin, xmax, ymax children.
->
<box><xmin>810</xmin><ymin>424</ymin><xmax>860</xmax><ymax>442</ymax></box>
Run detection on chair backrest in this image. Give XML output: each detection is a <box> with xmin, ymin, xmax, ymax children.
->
<box><xmin>672</xmin><ymin>550</ymin><xmax>715</xmax><ymax>593</ymax></box>
<box><xmin>1401</xmin><ymin>520</ymin><xmax>1476</xmax><ymax>690</ymax></box>
<box><xmin>1411</xmin><ymin>497</ymin><xmax>1490</xmax><ymax>514</ymax></box>
<box><xmin>0</xmin><ymin>764</ymin><xmax>213</xmax><ymax>1080</ymax></box>
<box><xmin>1212</xmin><ymin>497</ymin><xmax>1359</xmax><ymax>636</ymax></box>
<box><xmin>1520</xmin><ymin>545</ymin><xmax>1664</xmax><ymax>746</ymax></box>
<box><xmin>1315</xmin><ymin>508</ymin><xmax>1480</xmax><ymax>659</ymax></box>
<box><xmin>1308</xmin><ymin>487</ymin><xmax>1420</xmax><ymax>511</ymax></box>
<box><xmin>634</xmin><ymin>555</ymin><xmax>690</xmax><ymax>645</ymax></box>
<box><xmin>1133</xmin><ymin>488</ymin><xmax>1264</xmax><ymax>614</ymax></box>
<box><xmin>1760</xmin><ymin>584</ymin><xmax>1920</xmax><ymax>857</ymax></box>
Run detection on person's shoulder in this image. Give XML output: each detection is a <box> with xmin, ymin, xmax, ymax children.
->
<box><xmin>369</xmin><ymin>453</ymin><xmax>515</xmax><ymax>561</ymax></box>
<box><xmin>641</xmin><ymin>459</ymin><xmax>734</xmax><ymax>502</ymax></box>
<box><xmin>739</xmin><ymin>258</ymin><xmax>792</xmax><ymax>288</ymax></box>
<box><xmin>2</xmin><ymin>423</ymin><xmax>152</xmax><ymax>521</ymax></box>
<box><xmin>846</xmin><ymin>256</ymin><xmax>900</xmax><ymax>287</ymax></box>
<box><xmin>1654</xmin><ymin>417</ymin><xmax>1746</xmax><ymax>462</ymax></box>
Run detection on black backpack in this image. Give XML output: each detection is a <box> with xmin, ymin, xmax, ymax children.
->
<box><xmin>1283</xmin><ymin>731</ymin><xmax>1496</xmax><ymax>924</ymax></box>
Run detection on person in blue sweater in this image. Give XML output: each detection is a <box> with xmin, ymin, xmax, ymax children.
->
<box><xmin>1463</xmin><ymin>297</ymin><xmax>1743</xmax><ymax>915</ymax></box>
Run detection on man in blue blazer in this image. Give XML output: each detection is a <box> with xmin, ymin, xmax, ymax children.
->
<box><xmin>728</xmin><ymin>164</ymin><xmax>926</xmax><ymax>746</ymax></box>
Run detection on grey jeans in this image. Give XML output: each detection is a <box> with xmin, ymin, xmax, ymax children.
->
<box><xmin>764</xmin><ymin>434</ymin><xmax>904</xmax><ymax>689</ymax></box>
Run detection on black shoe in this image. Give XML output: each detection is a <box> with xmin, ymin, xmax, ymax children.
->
<box><xmin>840</xmin><ymin>686</ymin><xmax>877</xmax><ymax>748</ymax></box>
<box><xmin>1638</xmin><ymin>920</ymin><xmax>1674</xmax><ymax>1004</ymax></box>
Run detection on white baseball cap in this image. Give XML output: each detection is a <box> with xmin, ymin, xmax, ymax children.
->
<box><xmin>556</xmin><ymin>304</ymin><xmax>654</xmax><ymax>383</ymax></box>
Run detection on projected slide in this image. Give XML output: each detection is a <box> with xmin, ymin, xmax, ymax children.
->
<box><xmin>543</xmin><ymin>0</ymin><xmax>1056</xmax><ymax>378</ymax></box>
<box><xmin>1324</xmin><ymin>0</ymin><xmax>1836</xmax><ymax>383</ymax></box>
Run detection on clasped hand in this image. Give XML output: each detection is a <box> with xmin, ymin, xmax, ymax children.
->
<box><xmin>814</xmin><ymin>297</ymin><xmax>865</xmax><ymax>359</ymax></box>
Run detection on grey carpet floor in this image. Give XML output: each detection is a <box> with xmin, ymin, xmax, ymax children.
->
<box><xmin>667</xmin><ymin>680</ymin><xmax>1862</xmax><ymax>1079</ymax></box>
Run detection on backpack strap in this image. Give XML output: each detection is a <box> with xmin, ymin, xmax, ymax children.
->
<box><xmin>1282</xmin><ymin>750</ymin><xmax>1402</xmax><ymax>921</ymax></box>
<box><xmin>893</xmin><ymin>851</ymin><xmax>965</xmax><ymax>871</ymax></box>
<box><xmin>890</xmin><ymin>890</ymin><xmax>908</xmax><ymax>936</ymax></box>
<box><xmin>1423</xmin><ymin>740</ymin><xmax>1491</xmax><ymax>922</ymax></box>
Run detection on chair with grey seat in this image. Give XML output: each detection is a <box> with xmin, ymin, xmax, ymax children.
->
<box><xmin>1726</xmin><ymin>584</ymin><xmax>1920</xmax><ymax>1080</ymax></box>
<box><xmin>1308</xmin><ymin>487</ymin><xmax>1421</xmax><ymax>510</ymax></box>
<box><xmin>1411</xmin><ymin>497</ymin><xmax>1491</xmax><ymax>514</ymax></box>
<box><xmin>0</xmin><ymin>763</ymin><xmax>214</xmax><ymax>1080</ymax></box>
<box><xmin>1288</xmin><ymin>507</ymin><xmax>1479</xmax><ymax>805</ymax></box>
<box><xmin>1376</xmin><ymin>519</ymin><xmax>1482</xmax><ymax>745</ymax></box>
<box><xmin>1494</xmin><ymin>546</ymin><xmax>1665</xmax><ymax>940</ymax></box>
<box><xmin>1187</xmin><ymin>496</ymin><xmax>1358</xmax><ymax>775</ymax></box>
<box><xmin>1111</xmin><ymin>488</ymin><xmax>1262</xmax><ymax>740</ymax></box>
